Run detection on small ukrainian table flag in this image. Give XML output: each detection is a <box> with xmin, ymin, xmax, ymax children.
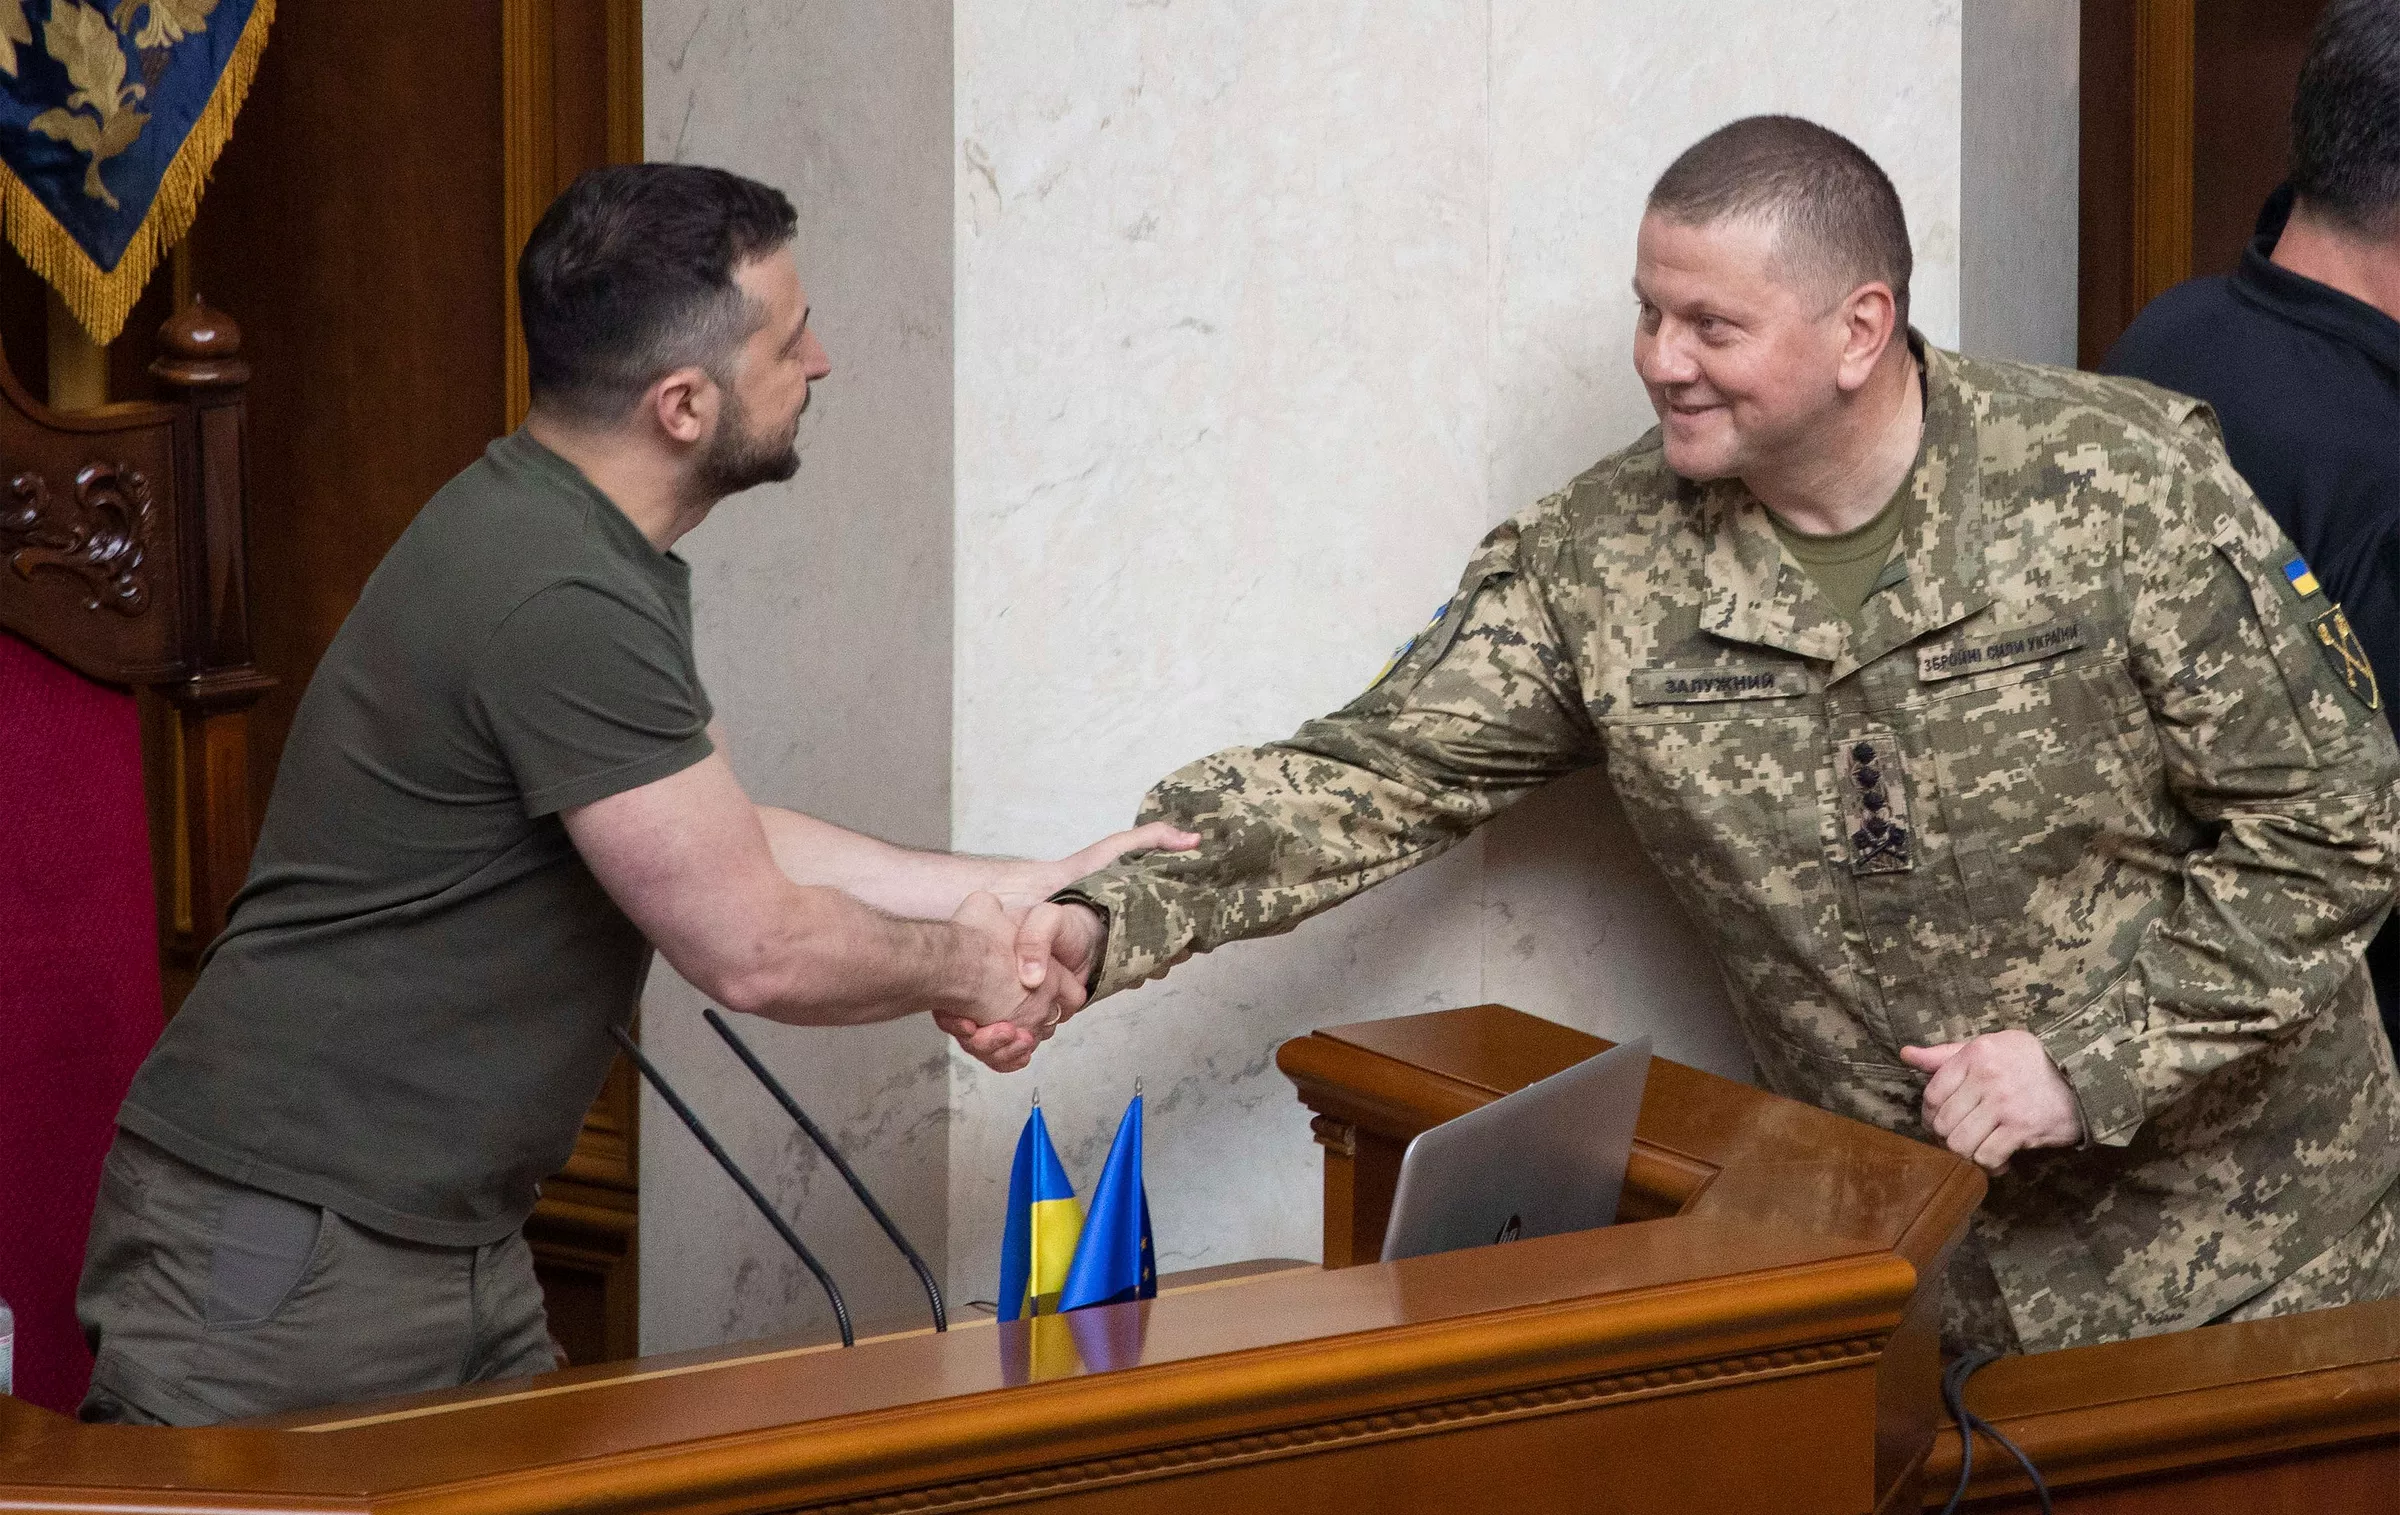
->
<box><xmin>997</xmin><ymin>1098</ymin><xmax>1082</xmax><ymax>1321</ymax></box>
<box><xmin>1058</xmin><ymin>1089</ymin><xmax>1156</xmax><ymax>1312</ymax></box>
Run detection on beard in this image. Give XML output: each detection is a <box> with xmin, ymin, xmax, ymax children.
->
<box><xmin>689</xmin><ymin>382</ymin><xmax>803</xmax><ymax>504</ymax></box>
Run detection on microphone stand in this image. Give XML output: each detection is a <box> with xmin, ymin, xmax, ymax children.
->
<box><xmin>610</xmin><ymin>1025</ymin><xmax>855</xmax><ymax>1347</ymax></box>
<box><xmin>704</xmin><ymin>1007</ymin><xmax>948</xmax><ymax>1332</ymax></box>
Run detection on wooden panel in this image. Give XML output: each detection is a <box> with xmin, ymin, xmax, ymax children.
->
<box><xmin>0</xmin><ymin>1013</ymin><xmax>1976</xmax><ymax>1513</ymax></box>
<box><xmin>2130</xmin><ymin>0</ymin><xmax>2196</xmax><ymax>309</ymax></box>
<box><xmin>1280</xmin><ymin>1005</ymin><xmax>1986</xmax><ymax>1510</ymax></box>
<box><xmin>1925</xmin><ymin>1297</ymin><xmax>2400</xmax><ymax>1511</ymax></box>
<box><xmin>181</xmin><ymin>1</ymin><xmax>508</xmax><ymax>837</ymax></box>
<box><xmin>2080</xmin><ymin>0</ymin><xmax>2139</xmax><ymax>367</ymax></box>
<box><xmin>2190</xmin><ymin>0</ymin><xmax>2327</xmax><ymax>279</ymax></box>
<box><xmin>2082</xmin><ymin>0</ymin><xmax>2329</xmax><ymax>364</ymax></box>
<box><xmin>0</xmin><ymin>1213</ymin><xmax>1921</xmax><ymax>1514</ymax></box>
<box><xmin>2080</xmin><ymin>0</ymin><xmax>2196</xmax><ymax>365</ymax></box>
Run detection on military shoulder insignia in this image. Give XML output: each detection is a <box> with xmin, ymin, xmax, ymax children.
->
<box><xmin>2310</xmin><ymin>604</ymin><xmax>2381</xmax><ymax>712</ymax></box>
<box><xmin>2284</xmin><ymin>557</ymin><xmax>2322</xmax><ymax>599</ymax></box>
<box><xmin>1366</xmin><ymin>603</ymin><xmax>1449</xmax><ymax>692</ymax></box>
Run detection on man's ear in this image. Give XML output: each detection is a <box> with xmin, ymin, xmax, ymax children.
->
<box><xmin>647</xmin><ymin>365</ymin><xmax>717</xmax><ymax>447</ymax></box>
<box><xmin>1833</xmin><ymin>283</ymin><xmax>1900</xmax><ymax>394</ymax></box>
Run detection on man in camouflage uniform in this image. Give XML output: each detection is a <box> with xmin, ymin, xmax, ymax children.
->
<box><xmin>1006</xmin><ymin>117</ymin><xmax>2400</xmax><ymax>1354</ymax></box>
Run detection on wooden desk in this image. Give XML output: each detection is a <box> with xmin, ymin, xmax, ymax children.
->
<box><xmin>0</xmin><ymin>1006</ymin><xmax>1980</xmax><ymax>1514</ymax></box>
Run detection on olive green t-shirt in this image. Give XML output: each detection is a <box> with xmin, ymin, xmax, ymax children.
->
<box><xmin>120</xmin><ymin>432</ymin><xmax>714</xmax><ymax>1246</ymax></box>
<box><xmin>1772</xmin><ymin>496</ymin><xmax>1906</xmax><ymax>625</ymax></box>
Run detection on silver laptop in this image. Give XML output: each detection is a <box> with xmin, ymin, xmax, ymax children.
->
<box><xmin>1379</xmin><ymin>1037</ymin><xmax>1652</xmax><ymax>1263</ymax></box>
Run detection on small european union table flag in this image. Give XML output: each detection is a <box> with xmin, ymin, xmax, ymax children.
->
<box><xmin>997</xmin><ymin>1101</ymin><xmax>1082</xmax><ymax>1321</ymax></box>
<box><xmin>1058</xmin><ymin>1092</ymin><xmax>1156</xmax><ymax>1312</ymax></box>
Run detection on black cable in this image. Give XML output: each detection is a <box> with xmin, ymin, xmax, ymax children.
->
<box><xmin>1937</xmin><ymin>1351</ymin><xmax>1981</xmax><ymax>1515</ymax></box>
<box><xmin>1938</xmin><ymin>1348</ymin><xmax>2053</xmax><ymax>1515</ymax></box>
<box><xmin>610</xmin><ymin>1025</ymin><xmax>855</xmax><ymax>1347</ymax></box>
<box><xmin>704</xmin><ymin>1006</ymin><xmax>948</xmax><ymax>1332</ymax></box>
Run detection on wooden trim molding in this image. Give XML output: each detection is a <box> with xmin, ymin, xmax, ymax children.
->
<box><xmin>500</xmin><ymin>0</ymin><xmax>555</xmax><ymax>433</ymax></box>
<box><xmin>501</xmin><ymin>0</ymin><xmax>643</xmax><ymax>434</ymax></box>
<box><xmin>2130</xmin><ymin>0</ymin><xmax>2196</xmax><ymax>310</ymax></box>
<box><xmin>799</xmin><ymin>1335</ymin><xmax>1890</xmax><ymax>1515</ymax></box>
<box><xmin>606</xmin><ymin>0</ymin><xmax>643</xmax><ymax>168</ymax></box>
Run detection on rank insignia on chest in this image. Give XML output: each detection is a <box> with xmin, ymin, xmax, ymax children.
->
<box><xmin>1835</xmin><ymin>734</ymin><xmax>1914</xmax><ymax>874</ymax></box>
<box><xmin>2311</xmin><ymin>604</ymin><xmax>2381</xmax><ymax>712</ymax></box>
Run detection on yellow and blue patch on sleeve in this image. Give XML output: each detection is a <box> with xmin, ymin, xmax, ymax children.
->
<box><xmin>2285</xmin><ymin>557</ymin><xmax>2322</xmax><ymax>599</ymax></box>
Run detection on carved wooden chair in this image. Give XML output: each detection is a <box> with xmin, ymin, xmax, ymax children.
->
<box><xmin>0</xmin><ymin>303</ymin><xmax>267</xmax><ymax>1413</ymax></box>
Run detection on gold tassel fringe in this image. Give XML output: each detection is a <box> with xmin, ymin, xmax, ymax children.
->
<box><xmin>1</xmin><ymin>0</ymin><xmax>278</xmax><ymax>346</ymax></box>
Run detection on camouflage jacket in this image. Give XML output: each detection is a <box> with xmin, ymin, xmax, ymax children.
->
<box><xmin>1065</xmin><ymin>345</ymin><xmax>2400</xmax><ymax>1352</ymax></box>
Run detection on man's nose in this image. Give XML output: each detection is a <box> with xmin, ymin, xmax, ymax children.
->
<box><xmin>1637</xmin><ymin>327</ymin><xmax>1698</xmax><ymax>387</ymax></box>
<box><xmin>803</xmin><ymin>329</ymin><xmax>832</xmax><ymax>381</ymax></box>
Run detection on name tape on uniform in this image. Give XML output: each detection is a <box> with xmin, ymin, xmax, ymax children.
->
<box><xmin>1917</xmin><ymin>618</ymin><xmax>2084</xmax><ymax>682</ymax></box>
<box><xmin>1628</xmin><ymin>666</ymin><xmax>1811</xmax><ymax>705</ymax></box>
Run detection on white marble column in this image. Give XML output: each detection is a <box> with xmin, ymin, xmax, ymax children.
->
<box><xmin>638</xmin><ymin>0</ymin><xmax>959</xmax><ymax>1354</ymax></box>
<box><xmin>640</xmin><ymin>0</ymin><xmax>2079</xmax><ymax>1351</ymax></box>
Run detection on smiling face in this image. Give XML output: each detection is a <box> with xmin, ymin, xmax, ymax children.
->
<box><xmin>1631</xmin><ymin>211</ymin><xmax>1858</xmax><ymax>484</ymax></box>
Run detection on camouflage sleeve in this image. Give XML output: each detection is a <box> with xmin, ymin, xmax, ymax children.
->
<box><xmin>1060</xmin><ymin>518</ymin><xmax>1602</xmax><ymax>1000</ymax></box>
<box><xmin>2039</xmin><ymin>410</ymin><xmax>2400</xmax><ymax>1146</ymax></box>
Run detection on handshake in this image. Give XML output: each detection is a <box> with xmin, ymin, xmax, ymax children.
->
<box><xmin>928</xmin><ymin>822</ymin><xmax>1195</xmax><ymax>1072</ymax></box>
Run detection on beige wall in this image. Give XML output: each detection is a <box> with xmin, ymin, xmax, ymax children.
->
<box><xmin>638</xmin><ymin>0</ymin><xmax>957</xmax><ymax>1353</ymax></box>
<box><xmin>1962</xmin><ymin>0</ymin><xmax>2082</xmax><ymax>364</ymax></box>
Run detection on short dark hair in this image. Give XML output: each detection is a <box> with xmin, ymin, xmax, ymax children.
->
<box><xmin>1647</xmin><ymin>115</ymin><xmax>1913</xmax><ymax>326</ymax></box>
<box><xmin>518</xmin><ymin>163</ymin><xmax>799</xmax><ymax>422</ymax></box>
<box><xmin>2291</xmin><ymin>0</ymin><xmax>2400</xmax><ymax>233</ymax></box>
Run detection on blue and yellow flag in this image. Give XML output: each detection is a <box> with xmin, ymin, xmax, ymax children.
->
<box><xmin>1</xmin><ymin>1</ymin><xmax>276</xmax><ymax>342</ymax></box>
<box><xmin>1058</xmin><ymin>1093</ymin><xmax>1156</xmax><ymax>1313</ymax></box>
<box><xmin>996</xmin><ymin>1103</ymin><xmax>1082</xmax><ymax>1322</ymax></box>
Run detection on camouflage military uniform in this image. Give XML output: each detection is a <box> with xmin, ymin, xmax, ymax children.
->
<box><xmin>1064</xmin><ymin>344</ymin><xmax>2400</xmax><ymax>1354</ymax></box>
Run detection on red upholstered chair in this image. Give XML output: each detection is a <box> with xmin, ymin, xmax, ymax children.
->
<box><xmin>0</xmin><ymin>306</ymin><xmax>268</xmax><ymax>1413</ymax></box>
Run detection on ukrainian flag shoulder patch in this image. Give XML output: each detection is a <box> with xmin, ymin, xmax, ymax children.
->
<box><xmin>2285</xmin><ymin>557</ymin><xmax>2322</xmax><ymax>599</ymax></box>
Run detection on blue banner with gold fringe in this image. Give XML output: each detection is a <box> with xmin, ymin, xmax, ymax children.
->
<box><xmin>0</xmin><ymin>0</ymin><xmax>272</xmax><ymax>343</ymax></box>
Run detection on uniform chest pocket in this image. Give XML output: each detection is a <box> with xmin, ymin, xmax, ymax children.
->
<box><xmin>1599</xmin><ymin>688</ymin><xmax>1829</xmax><ymax>936</ymax></box>
<box><xmin>1925</xmin><ymin>652</ymin><xmax>2167</xmax><ymax>1001</ymax></box>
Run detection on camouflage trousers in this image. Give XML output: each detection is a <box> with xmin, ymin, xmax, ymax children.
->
<box><xmin>1943</xmin><ymin>1175</ymin><xmax>2400</xmax><ymax>1358</ymax></box>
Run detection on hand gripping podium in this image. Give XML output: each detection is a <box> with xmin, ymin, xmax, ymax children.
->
<box><xmin>0</xmin><ymin>1006</ymin><xmax>1983</xmax><ymax>1515</ymax></box>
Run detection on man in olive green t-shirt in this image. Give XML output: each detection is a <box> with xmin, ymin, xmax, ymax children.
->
<box><xmin>78</xmin><ymin>165</ymin><xmax>1187</xmax><ymax>1425</ymax></box>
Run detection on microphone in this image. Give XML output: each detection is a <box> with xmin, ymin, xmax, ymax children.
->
<box><xmin>609</xmin><ymin>1025</ymin><xmax>855</xmax><ymax>1347</ymax></box>
<box><xmin>704</xmin><ymin>1008</ymin><xmax>948</xmax><ymax>1332</ymax></box>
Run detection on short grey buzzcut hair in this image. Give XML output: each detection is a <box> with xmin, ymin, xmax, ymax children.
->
<box><xmin>1647</xmin><ymin>115</ymin><xmax>1913</xmax><ymax>327</ymax></box>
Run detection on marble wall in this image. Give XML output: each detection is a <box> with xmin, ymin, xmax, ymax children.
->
<box><xmin>638</xmin><ymin>0</ymin><xmax>959</xmax><ymax>1353</ymax></box>
<box><xmin>946</xmin><ymin>0</ymin><xmax>1979</xmax><ymax>1304</ymax></box>
<box><xmin>1961</xmin><ymin>0</ymin><xmax>2081</xmax><ymax>365</ymax></box>
<box><xmin>637</xmin><ymin>0</ymin><xmax>2079</xmax><ymax>1350</ymax></box>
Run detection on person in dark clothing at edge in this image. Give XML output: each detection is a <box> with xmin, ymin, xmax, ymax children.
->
<box><xmin>2106</xmin><ymin>0</ymin><xmax>2400</xmax><ymax>1055</ymax></box>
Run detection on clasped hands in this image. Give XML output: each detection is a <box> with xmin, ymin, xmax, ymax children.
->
<box><xmin>932</xmin><ymin>826</ymin><xmax>1183</xmax><ymax>1072</ymax></box>
<box><xmin>1901</xmin><ymin>1029</ymin><xmax>2084</xmax><ymax>1174</ymax></box>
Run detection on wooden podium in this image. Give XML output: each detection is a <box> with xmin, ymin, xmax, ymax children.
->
<box><xmin>0</xmin><ymin>1006</ymin><xmax>1985</xmax><ymax>1514</ymax></box>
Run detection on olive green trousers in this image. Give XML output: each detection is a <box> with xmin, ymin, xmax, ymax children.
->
<box><xmin>76</xmin><ymin>1133</ymin><xmax>558</xmax><ymax>1425</ymax></box>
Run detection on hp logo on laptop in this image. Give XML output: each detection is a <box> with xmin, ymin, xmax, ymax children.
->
<box><xmin>1495</xmin><ymin>1213</ymin><xmax>1523</xmax><ymax>1244</ymax></box>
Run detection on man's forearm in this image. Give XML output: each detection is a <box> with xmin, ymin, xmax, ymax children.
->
<box><xmin>710</xmin><ymin>880</ymin><xmax>998</xmax><ymax>1027</ymax></box>
<box><xmin>758</xmin><ymin>806</ymin><xmax>1007</xmax><ymax>919</ymax></box>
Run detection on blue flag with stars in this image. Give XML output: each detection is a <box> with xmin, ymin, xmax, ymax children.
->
<box><xmin>1058</xmin><ymin>1092</ymin><xmax>1156</xmax><ymax>1312</ymax></box>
